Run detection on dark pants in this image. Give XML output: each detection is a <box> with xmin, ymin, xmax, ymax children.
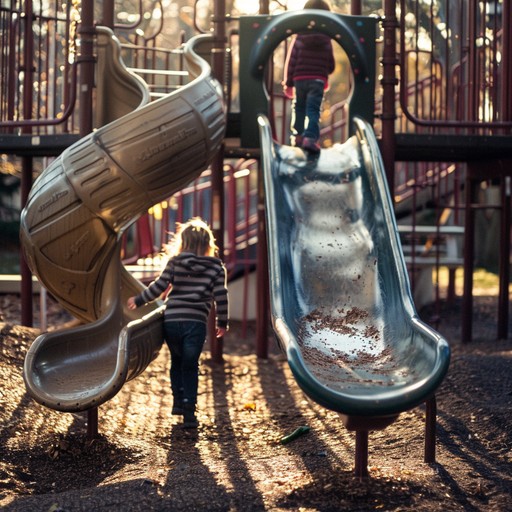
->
<box><xmin>292</xmin><ymin>79</ymin><xmax>325</xmax><ymax>141</ymax></box>
<box><xmin>164</xmin><ymin>321</ymin><xmax>206</xmax><ymax>404</ymax></box>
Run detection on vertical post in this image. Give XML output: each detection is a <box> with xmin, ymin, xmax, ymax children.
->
<box><xmin>447</xmin><ymin>268</ymin><xmax>457</xmax><ymax>303</ymax></box>
<box><xmin>7</xmin><ymin>15</ymin><xmax>18</xmax><ymax>124</ymax></box>
<box><xmin>39</xmin><ymin>287</ymin><xmax>47</xmax><ymax>331</ymax></box>
<box><xmin>78</xmin><ymin>0</ymin><xmax>98</xmax><ymax>437</ymax></box>
<box><xmin>424</xmin><ymin>396</ymin><xmax>437</xmax><ymax>463</ymax></box>
<box><xmin>497</xmin><ymin>173</ymin><xmax>511</xmax><ymax>340</ymax></box>
<box><xmin>77</xmin><ymin>0</ymin><xmax>95</xmax><ymax>136</ymax></box>
<box><xmin>501</xmin><ymin>0</ymin><xmax>512</xmax><ymax>122</ymax></box>
<box><xmin>102</xmin><ymin>0</ymin><xmax>115</xmax><ymax>28</ymax></box>
<box><xmin>87</xmin><ymin>408</ymin><xmax>99</xmax><ymax>441</ymax></box>
<box><xmin>256</xmin><ymin>166</ymin><xmax>269</xmax><ymax>359</ymax></box>
<box><xmin>351</xmin><ymin>0</ymin><xmax>362</xmax><ymax>15</ymax></box>
<box><xmin>20</xmin><ymin>157</ymin><xmax>33</xmax><ymax>327</ymax></box>
<box><xmin>20</xmin><ymin>0</ymin><xmax>34</xmax><ymax>327</ymax></box>
<box><xmin>254</xmin><ymin>0</ymin><xmax>270</xmax><ymax>359</ymax></box>
<box><xmin>381</xmin><ymin>0</ymin><xmax>399</xmax><ymax>194</ymax></box>
<box><xmin>499</xmin><ymin>0</ymin><xmax>512</xmax><ymax>340</ymax></box>
<box><xmin>462</xmin><ymin>170</ymin><xmax>476</xmax><ymax>343</ymax></box>
<box><xmin>354</xmin><ymin>430</ymin><xmax>369</xmax><ymax>478</ymax></box>
<box><xmin>209</xmin><ymin>0</ymin><xmax>226</xmax><ymax>364</ymax></box>
<box><xmin>210</xmin><ymin>150</ymin><xmax>225</xmax><ymax>364</ymax></box>
<box><xmin>466</xmin><ymin>0</ymin><xmax>478</xmax><ymax>122</ymax></box>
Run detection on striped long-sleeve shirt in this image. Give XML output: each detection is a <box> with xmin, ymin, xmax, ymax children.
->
<box><xmin>134</xmin><ymin>252</ymin><xmax>229</xmax><ymax>329</ymax></box>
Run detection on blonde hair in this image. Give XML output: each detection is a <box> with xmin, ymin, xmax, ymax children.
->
<box><xmin>170</xmin><ymin>217</ymin><xmax>218</xmax><ymax>257</ymax></box>
<box><xmin>304</xmin><ymin>0</ymin><xmax>331</xmax><ymax>9</ymax></box>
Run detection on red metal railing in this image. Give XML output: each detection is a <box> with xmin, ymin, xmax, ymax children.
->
<box><xmin>399</xmin><ymin>0</ymin><xmax>512</xmax><ymax>131</ymax></box>
<box><xmin>0</xmin><ymin>0</ymin><xmax>79</xmax><ymax>133</ymax></box>
<box><xmin>122</xmin><ymin>160</ymin><xmax>259</xmax><ymax>279</ymax></box>
<box><xmin>1</xmin><ymin>0</ymin><xmax>510</xmax><ymax>336</ymax></box>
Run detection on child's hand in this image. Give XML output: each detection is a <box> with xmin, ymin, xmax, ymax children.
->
<box><xmin>216</xmin><ymin>326</ymin><xmax>227</xmax><ymax>338</ymax></box>
<box><xmin>127</xmin><ymin>296</ymin><xmax>137</xmax><ymax>310</ymax></box>
<box><xmin>283</xmin><ymin>85</ymin><xmax>294</xmax><ymax>99</ymax></box>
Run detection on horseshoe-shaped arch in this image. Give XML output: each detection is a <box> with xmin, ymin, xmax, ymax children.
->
<box><xmin>239</xmin><ymin>11</ymin><xmax>377</xmax><ymax>147</ymax></box>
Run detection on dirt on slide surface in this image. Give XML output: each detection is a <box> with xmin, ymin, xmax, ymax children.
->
<box><xmin>0</xmin><ymin>293</ymin><xmax>511</xmax><ymax>511</ymax></box>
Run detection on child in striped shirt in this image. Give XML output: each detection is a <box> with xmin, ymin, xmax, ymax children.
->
<box><xmin>127</xmin><ymin>217</ymin><xmax>229</xmax><ymax>428</ymax></box>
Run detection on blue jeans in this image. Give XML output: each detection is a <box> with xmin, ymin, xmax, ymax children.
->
<box><xmin>164</xmin><ymin>321</ymin><xmax>206</xmax><ymax>404</ymax></box>
<box><xmin>291</xmin><ymin>79</ymin><xmax>325</xmax><ymax>141</ymax></box>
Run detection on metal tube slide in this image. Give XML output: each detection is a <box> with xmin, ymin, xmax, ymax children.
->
<box><xmin>258</xmin><ymin>115</ymin><xmax>450</xmax><ymax>429</ymax></box>
<box><xmin>20</xmin><ymin>33</ymin><xmax>226</xmax><ymax>412</ymax></box>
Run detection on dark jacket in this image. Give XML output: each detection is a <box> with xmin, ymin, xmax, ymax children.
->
<box><xmin>285</xmin><ymin>33</ymin><xmax>335</xmax><ymax>87</ymax></box>
<box><xmin>134</xmin><ymin>252</ymin><xmax>229</xmax><ymax>328</ymax></box>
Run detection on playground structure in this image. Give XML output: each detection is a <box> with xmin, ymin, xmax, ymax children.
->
<box><xmin>1</xmin><ymin>0</ymin><xmax>511</xmax><ymax>477</ymax></box>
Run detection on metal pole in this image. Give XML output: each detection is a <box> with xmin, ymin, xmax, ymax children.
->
<box><xmin>498</xmin><ymin>0</ymin><xmax>512</xmax><ymax>341</ymax></box>
<box><xmin>79</xmin><ymin>0</ymin><xmax>98</xmax><ymax>438</ymax></box>
<box><xmin>20</xmin><ymin>157</ymin><xmax>33</xmax><ymax>327</ymax></box>
<box><xmin>102</xmin><ymin>0</ymin><xmax>115</xmax><ymax>28</ymax></box>
<box><xmin>250</xmin><ymin>0</ymin><xmax>276</xmax><ymax>348</ymax></box>
<box><xmin>351</xmin><ymin>0</ymin><xmax>362</xmax><ymax>15</ymax></box>
<box><xmin>498</xmin><ymin>173</ymin><xmax>511</xmax><ymax>340</ymax></box>
<box><xmin>210</xmin><ymin>0</ymin><xmax>227</xmax><ymax>364</ymax></box>
<box><xmin>256</xmin><ymin>169</ymin><xmax>269</xmax><ymax>359</ymax></box>
<box><xmin>210</xmin><ymin>149</ymin><xmax>225</xmax><ymax>364</ymax></box>
<box><xmin>77</xmin><ymin>0</ymin><xmax>95</xmax><ymax>135</ymax></box>
<box><xmin>39</xmin><ymin>287</ymin><xmax>47</xmax><ymax>331</ymax></box>
<box><xmin>502</xmin><ymin>0</ymin><xmax>512</xmax><ymax>121</ymax></box>
<box><xmin>20</xmin><ymin>0</ymin><xmax>34</xmax><ymax>327</ymax></box>
<box><xmin>87</xmin><ymin>407</ymin><xmax>98</xmax><ymax>441</ymax></box>
<box><xmin>354</xmin><ymin>430</ymin><xmax>369</xmax><ymax>478</ymax></box>
<box><xmin>254</xmin><ymin>0</ymin><xmax>270</xmax><ymax>358</ymax></box>
<box><xmin>462</xmin><ymin>169</ymin><xmax>476</xmax><ymax>343</ymax></box>
<box><xmin>424</xmin><ymin>396</ymin><xmax>437</xmax><ymax>463</ymax></box>
<box><xmin>467</xmin><ymin>0</ymin><xmax>478</xmax><ymax>122</ymax></box>
<box><xmin>381</xmin><ymin>0</ymin><xmax>399</xmax><ymax>194</ymax></box>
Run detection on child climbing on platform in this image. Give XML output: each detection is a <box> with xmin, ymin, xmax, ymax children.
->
<box><xmin>127</xmin><ymin>217</ymin><xmax>229</xmax><ymax>428</ymax></box>
<box><xmin>282</xmin><ymin>0</ymin><xmax>335</xmax><ymax>153</ymax></box>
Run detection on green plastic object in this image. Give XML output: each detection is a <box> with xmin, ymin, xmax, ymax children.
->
<box><xmin>280</xmin><ymin>426</ymin><xmax>311</xmax><ymax>445</ymax></box>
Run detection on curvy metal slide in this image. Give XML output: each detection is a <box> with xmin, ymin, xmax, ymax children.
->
<box><xmin>259</xmin><ymin>115</ymin><xmax>450</xmax><ymax>430</ymax></box>
<box><xmin>20</xmin><ymin>31</ymin><xmax>225</xmax><ymax>412</ymax></box>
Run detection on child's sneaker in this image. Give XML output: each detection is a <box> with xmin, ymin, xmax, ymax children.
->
<box><xmin>171</xmin><ymin>400</ymin><xmax>184</xmax><ymax>415</ymax></box>
<box><xmin>182</xmin><ymin>401</ymin><xmax>198</xmax><ymax>428</ymax></box>
<box><xmin>302</xmin><ymin>137</ymin><xmax>321</xmax><ymax>153</ymax></box>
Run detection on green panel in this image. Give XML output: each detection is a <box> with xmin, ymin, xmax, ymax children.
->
<box><xmin>239</xmin><ymin>12</ymin><xmax>377</xmax><ymax>147</ymax></box>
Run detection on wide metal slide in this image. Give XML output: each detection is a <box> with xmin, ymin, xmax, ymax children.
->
<box><xmin>259</xmin><ymin>114</ymin><xmax>450</xmax><ymax>431</ymax></box>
